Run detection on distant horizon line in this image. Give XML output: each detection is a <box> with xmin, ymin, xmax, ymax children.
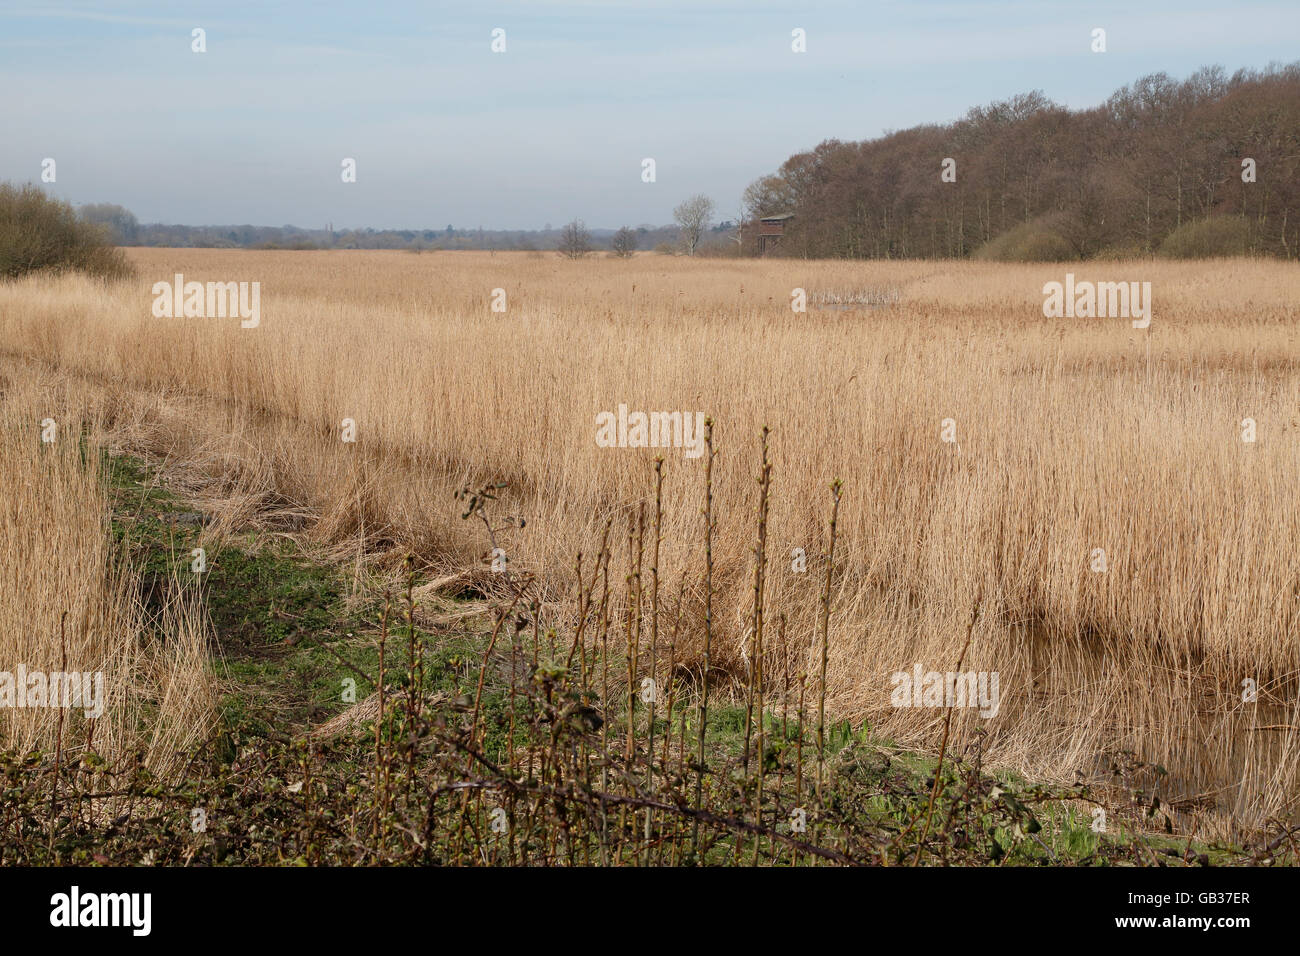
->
<box><xmin>69</xmin><ymin>211</ymin><xmax>697</xmax><ymax>235</ymax></box>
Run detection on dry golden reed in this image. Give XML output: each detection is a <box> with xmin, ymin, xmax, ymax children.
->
<box><xmin>0</xmin><ymin>367</ymin><xmax>215</xmax><ymax>774</ymax></box>
<box><xmin>2</xmin><ymin>247</ymin><xmax>1297</xmax><ymax>833</ymax></box>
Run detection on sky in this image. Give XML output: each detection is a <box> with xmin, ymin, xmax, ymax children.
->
<box><xmin>2</xmin><ymin>0</ymin><xmax>1297</xmax><ymax>231</ymax></box>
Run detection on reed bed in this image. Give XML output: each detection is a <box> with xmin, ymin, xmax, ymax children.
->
<box><xmin>1</xmin><ymin>248</ymin><xmax>1297</xmax><ymax>836</ymax></box>
<box><xmin>0</xmin><ymin>367</ymin><xmax>215</xmax><ymax>776</ymax></box>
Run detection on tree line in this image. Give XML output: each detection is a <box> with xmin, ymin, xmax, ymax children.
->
<box><xmin>742</xmin><ymin>63</ymin><xmax>1300</xmax><ymax>260</ymax></box>
<box><xmin>72</xmin><ymin>211</ymin><xmax>686</xmax><ymax>255</ymax></box>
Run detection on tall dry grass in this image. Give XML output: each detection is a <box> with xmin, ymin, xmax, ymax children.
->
<box><xmin>2</xmin><ymin>248</ymin><xmax>1298</xmax><ymax>833</ymax></box>
<box><xmin>0</xmin><ymin>367</ymin><xmax>215</xmax><ymax>774</ymax></box>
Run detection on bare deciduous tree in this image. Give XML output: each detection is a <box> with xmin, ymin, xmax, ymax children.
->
<box><xmin>729</xmin><ymin>196</ymin><xmax>746</xmax><ymax>249</ymax></box>
<box><xmin>610</xmin><ymin>226</ymin><xmax>637</xmax><ymax>258</ymax></box>
<box><xmin>673</xmin><ymin>195</ymin><xmax>715</xmax><ymax>256</ymax></box>
<box><xmin>557</xmin><ymin>219</ymin><xmax>592</xmax><ymax>259</ymax></box>
<box><xmin>742</xmin><ymin>175</ymin><xmax>793</xmax><ymax>221</ymax></box>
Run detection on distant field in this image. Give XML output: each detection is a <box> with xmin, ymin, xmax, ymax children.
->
<box><xmin>3</xmin><ymin>248</ymin><xmax>1298</xmax><ymax>837</ymax></box>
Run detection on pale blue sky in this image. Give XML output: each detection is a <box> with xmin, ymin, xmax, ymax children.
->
<box><xmin>2</xmin><ymin>0</ymin><xmax>1296</xmax><ymax>229</ymax></box>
